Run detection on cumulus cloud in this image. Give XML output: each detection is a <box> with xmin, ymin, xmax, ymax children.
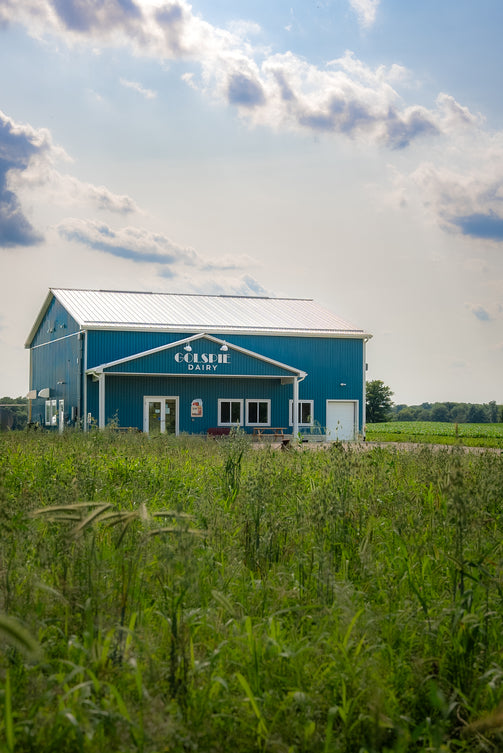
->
<box><xmin>239</xmin><ymin>274</ymin><xmax>268</xmax><ymax>296</ymax></box>
<box><xmin>0</xmin><ymin>0</ymin><xmax>473</xmax><ymax>150</ymax></box>
<box><xmin>172</xmin><ymin>272</ymin><xmax>269</xmax><ymax>298</ymax></box>
<box><xmin>201</xmin><ymin>253</ymin><xmax>257</xmax><ymax>272</ymax></box>
<box><xmin>57</xmin><ymin>218</ymin><xmax>198</xmax><ymax>267</ymax></box>
<box><xmin>5</xmin><ymin>0</ymin><xmax>503</xmax><ymax>245</ymax></box>
<box><xmin>0</xmin><ymin>0</ymin><xmax>145</xmax><ymax>40</ymax></box>
<box><xmin>0</xmin><ymin>110</ymin><xmax>50</xmax><ymax>247</ymax></box>
<box><xmin>12</xmin><ymin>161</ymin><xmax>139</xmax><ymax>214</ymax></box>
<box><xmin>81</xmin><ymin>181</ymin><xmax>139</xmax><ymax>213</ymax></box>
<box><xmin>56</xmin><ymin>217</ymin><xmax>260</xmax><ymax>279</ymax></box>
<box><xmin>399</xmin><ymin>126</ymin><xmax>503</xmax><ymax>242</ymax></box>
<box><xmin>0</xmin><ymin>109</ymin><xmax>139</xmax><ymax>247</ymax></box>
<box><xmin>349</xmin><ymin>0</ymin><xmax>380</xmax><ymax>29</ymax></box>
<box><xmin>240</xmin><ymin>50</ymin><xmax>443</xmax><ymax>148</ymax></box>
<box><xmin>227</xmin><ymin>72</ymin><xmax>265</xmax><ymax>108</ymax></box>
<box><xmin>120</xmin><ymin>78</ymin><xmax>157</xmax><ymax>99</ymax></box>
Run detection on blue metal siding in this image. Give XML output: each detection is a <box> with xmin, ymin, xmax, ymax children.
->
<box><xmin>30</xmin><ymin>332</ymin><xmax>83</xmax><ymax>426</ymax></box>
<box><xmin>87</xmin><ymin>330</ymin><xmax>182</xmax><ymax>369</ymax></box>
<box><xmin>87</xmin><ymin>375</ymin><xmax>290</xmax><ymax>433</ymax></box>
<box><xmin>220</xmin><ymin>335</ymin><xmax>364</xmax><ymax>429</ymax></box>
<box><xmin>102</xmin><ymin>340</ymin><xmax>298</xmax><ymax>378</ymax></box>
<box><xmin>30</xmin><ymin>297</ymin><xmax>80</xmax><ymax>348</ymax></box>
<box><xmin>28</xmin><ymin>297</ymin><xmax>83</xmax><ymax>426</ymax></box>
<box><xmin>85</xmin><ymin>330</ymin><xmax>365</xmax><ymax>432</ymax></box>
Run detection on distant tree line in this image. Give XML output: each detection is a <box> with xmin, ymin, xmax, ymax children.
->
<box><xmin>0</xmin><ymin>397</ymin><xmax>28</xmax><ymax>430</ymax></box>
<box><xmin>366</xmin><ymin>381</ymin><xmax>502</xmax><ymax>424</ymax></box>
<box><xmin>392</xmin><ymin>400</ymin><xmax>502</xmax><ymax>423</ymax></box>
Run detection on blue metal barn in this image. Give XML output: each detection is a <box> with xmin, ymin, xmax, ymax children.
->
<box><xmin>26</xmin><ymin>289</ymin><xmax>372</xmax><ymax>439</ymax></box>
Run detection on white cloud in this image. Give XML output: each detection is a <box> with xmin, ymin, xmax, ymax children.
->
<box><xmin>201</xmin><ymin>253</ymin><xmax>258</xmax><ymax>272</ymax></box>
<box><xmin>226</xmin><ymin>19</ymin><xmax>262</xmax><ymax>40</ymax></box>
<box><xmin>0</xmin><ymin>0</ymin><xmax>470</xmax><ymax>150</ymax></box>
<box><xmin>11</xmin><ymin>162</ymin><xmax>140</xmax><ymax>215</ymax></box>
<box><xmin>55</xmin><ymin>217</ymin><xmax>260</xmax><ymax>280</ymax></box>
<box><xmin>56</xmin><ymin>218</ymin><xmax>198</xmax><ymax>269</ymax></box>
<box><xmin>0</xmin><ymin>109</ymin><xmax>55</xmax><ymax>247</ymax></box>
<box><xmin>172</xmin><ymin>272</ymin><xmax>269</xmax><ymax>298</ymax></box>
<box><xmin>7</xmin><ymin>157</ymin><xmax>139</xmax><ymax>228</ymax></box>
<box><xmin>348</xmin><ymin>0</ymin><xmax>380</xmax><ymax>29</ymax></box>
<box><xmin>0</xmin><ymin>110</ymin><xmax>139</xmax><ymax>239</ymax></box>
<box><xmin>4</xmin><ymin>0</ymin><xmax>503</xmax><ymax>247</ymax></box>
<box><xmin>397</xmin><ymin>129</ymin><xmax>503</xmax><ymax>240</ymax></box>
<box><xmin>120</xmin><ymin>78</ymin><xmax>157</xmax><ymax>99</ymax></box>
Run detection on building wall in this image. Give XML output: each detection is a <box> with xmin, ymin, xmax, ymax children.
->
<box><xmin>85</xmin><ymin>330</ymin><xmax>366</xmax><ymax>433</ymax></box>
<box><xmin>28</xmin><ymin>304</ymin><xmax>366</xmax><ymax>434</ymax></box>
<box><xmin>29</xmin><ymin>299</ymin><xmax>83</xmax><ymax>426</ymax></box>
<box><xmin>87</xmin><ymin>375</ymin><xmax>289</xmax><ymax>433</ymax></box>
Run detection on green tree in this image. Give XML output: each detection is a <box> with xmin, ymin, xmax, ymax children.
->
<box><xmin>431</xmin><ymin>403</ymin><xmax>450</xmax><ymax>422</ymax></box>
<box><xmin>467</xmin><ymin>404</ymin><xmax>488</xmax><ymax>423</ymax></box>
<box><xmin>487</xmin><ymin>400</ymin><xmax>498</xmax><ymax>423</ymax></box>
<box><xmin>366</xmin><ymin>380</ymin><xmax>394</xmax><ymax>423</ymax></box>
<box><xmin>395</xmin><ymin>408</ymin><xmax>417</xmax><ymax>422</ymax></box>
<box><xmin>0</xmin><ymin>397</ymin><xmax>28</xmax><ymax>430</ymax></box>
<box><xmin>451</xmin><ymin>404</ymin><xmax>469</xmax><ymax>423</ymax></box>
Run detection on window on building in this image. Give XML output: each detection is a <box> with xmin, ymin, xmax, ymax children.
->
<box><xmin>289</xmin><ymin>399</ymin><xmax>314</xmax><ymax>426</ymax></box>
<box><xmin>45</xmin><ymin>399</ymin><xmax>58</xmax><ymax>426</ymax></box>
<box><xmin>246</xmin><ymin>399</ymin><xmax>270</xmax><ymax>426</ymax></box>
<box><xmin>218</xmin><ymin>399</ymin><xmax>243</xmax><ymax>426</ymax></box>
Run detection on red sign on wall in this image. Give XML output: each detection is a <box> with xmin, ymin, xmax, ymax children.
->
<box><xmin>191</xmin><ymin>399</ymin><xmax>203</xmax><ymax>417</ymax></box>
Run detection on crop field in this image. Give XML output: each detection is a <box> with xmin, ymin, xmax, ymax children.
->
<box><xmin>366</xmin><ymin>422</ymin><xmax>503</xmax><ymax>448</ymax></box>
<box><xmin>1</xmin><ymin>431</ymin><xmax>502</xmax><ymax>752</ymax></box>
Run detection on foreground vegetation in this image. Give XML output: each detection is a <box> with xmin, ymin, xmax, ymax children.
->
<box><xmin>366</xmin><ymin>421</ymin><xmax>503</xmax><ymax>448</ymax></box>
<box><xmin>1</xmin><ymin>431</ymin><xmax>502</xmax><ymax>752</ymax></box>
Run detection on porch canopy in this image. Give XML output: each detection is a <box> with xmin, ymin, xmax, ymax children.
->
<box><xmin>86</xmin><ymin>333</ymin><xmax>307</xmax><ymax>434</ymax></box>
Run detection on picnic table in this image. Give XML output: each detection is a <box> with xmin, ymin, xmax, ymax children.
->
<box><xmin>252</xmin><ymin>427</ymin><xmax>288</xmax><ymax>440</ymax></box>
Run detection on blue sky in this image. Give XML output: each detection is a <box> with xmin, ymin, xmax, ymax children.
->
<box><xmin>0</xmin><ymin>0</ymin><xmax>502</xmax><ymax>404</ymax></box>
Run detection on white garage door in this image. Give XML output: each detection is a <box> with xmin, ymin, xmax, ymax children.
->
<box><xmin>326</xmin><ymin>400</ymin><xmax>357</xmax><ymax>441</ymax></box>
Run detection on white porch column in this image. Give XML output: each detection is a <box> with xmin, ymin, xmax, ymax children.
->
<box><xmin>98</xmin><ymin>373</ymin><xmax>105</xmax><ymax>429</ymax></box>
<box><xmin>292</xmin><ymin>376</ymin><xmax>299</xmax><ymax>437</ymax></box>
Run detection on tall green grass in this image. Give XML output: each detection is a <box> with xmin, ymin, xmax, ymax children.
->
<box><xmin>1</xmin><ymin>431</ymin><xmax>502</xmax><ymax>751</ymax></box>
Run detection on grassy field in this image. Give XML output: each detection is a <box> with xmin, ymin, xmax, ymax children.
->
<box><xmin>1</xmin><ymin>431</ymin><xmax>502</xmax><ymax>752</ymax></box>
<box><xmin>366</xmin><ymin>421</ymin><xmax>503</xmax><ymax>449</ymax></box>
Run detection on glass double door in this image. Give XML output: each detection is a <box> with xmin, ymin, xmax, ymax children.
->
<box><xmin>143</xmin><ymin>396</ymin><xmax>178</xmax><ymax>436</ymax></box>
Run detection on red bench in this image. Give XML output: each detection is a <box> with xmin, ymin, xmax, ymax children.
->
<box><xmin>207</xmin><ymin>427</ymin><xmax>231</xmax><ymax>437</ymax></box>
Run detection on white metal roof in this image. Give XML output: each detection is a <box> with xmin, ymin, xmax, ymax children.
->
<box><xmin>27</xmin><ymin>288</ymin><xmax>371</xmax><ymax>344</ymax></box>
